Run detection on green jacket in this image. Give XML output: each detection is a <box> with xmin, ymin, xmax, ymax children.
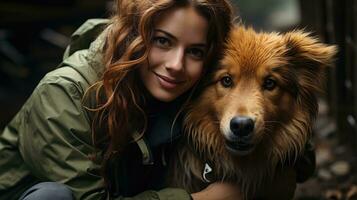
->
<box><xmin>0</xmin><ymin>19</ymin><xmax>191</xmax><ymax>200</ymax></box>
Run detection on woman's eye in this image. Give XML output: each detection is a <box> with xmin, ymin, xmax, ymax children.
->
<box><xmin>187</xmin><ymin>48</ymin><xmax>205</xmax><ymax>59</ymax></box>
<box><xmin>263</xmin><ymin>77</ymin><xmax>277</xmax><ymax>90</ymax></box>
<box><xmin>153</xmin><ymin>37</ymin><xmax>171</xmax><ymax>48</ymax></box>
<box><xmin>220</xmin><ymin>75</ymin><xmax>233</xmax><ymax>88</ymax></box>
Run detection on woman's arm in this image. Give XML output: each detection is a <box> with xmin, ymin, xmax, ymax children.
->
<box><xmin>8</xmin><ymin>68</ymin><xmax>191</xmax><ymax>200</ymax></box>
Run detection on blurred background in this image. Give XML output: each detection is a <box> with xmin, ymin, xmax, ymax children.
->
<box><xmin>0</xmin><ymin>0</ymin><xmax>355</xmax><ymax>199</ymax></box>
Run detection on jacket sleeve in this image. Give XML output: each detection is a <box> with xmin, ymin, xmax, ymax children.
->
<box><xmin>17</xmin><ymin>71</ymin><xmax>191</xmax><ymax>200</ymax></box>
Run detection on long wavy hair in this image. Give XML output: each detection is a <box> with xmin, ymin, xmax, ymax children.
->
<box><xmin>86</xmin><ymin>0</ymin><xmax>234</xmax><ymax>193</ymax></box>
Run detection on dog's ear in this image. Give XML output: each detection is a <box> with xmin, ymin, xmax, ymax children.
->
<box><xmin>283</xmin><ymin>31</ymin><xmax>337</xmax><ymax>98</ymax></box>
<box><xmin>283</xmin><ymin>31</ymin><xmax>337</xmax><ymax>120</ymax></box>
<box><xmin>284</xmin><ymin>31</ymin><xmax>337</xmax><ymax>69</ymax></box>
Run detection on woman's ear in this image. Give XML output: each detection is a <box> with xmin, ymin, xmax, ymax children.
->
<box><xmin>283</xmin><ymin>30</ymin><xmax>338</xmax><ymax>68</ymax></box>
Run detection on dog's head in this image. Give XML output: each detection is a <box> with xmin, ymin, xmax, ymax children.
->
<box><xmin>185</xmin><ymin>26</ymin><xmax>337</xmax><ymax>160</ymax></box>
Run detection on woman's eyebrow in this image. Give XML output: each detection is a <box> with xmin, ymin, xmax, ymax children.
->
<box><xmin>154</xmin><ymin>29</ymin><xmax>207</xmax><ymax>47</ymax></box>
<box><xmin>155</xmin><ymin>29</ymin><xmax>178</xmax><ymax>41</ymax></box>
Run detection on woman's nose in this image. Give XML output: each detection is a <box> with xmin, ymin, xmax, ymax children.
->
<box><xmin>165</xmin><ymin>48</ymin><xmax>185</xmax><ymax>72</ymax></box>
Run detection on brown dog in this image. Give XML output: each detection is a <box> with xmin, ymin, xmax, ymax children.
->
<box><xmin>169</xmin><ymin>26</ymin><xmax>337</xmax><ymax>199</ymax></box>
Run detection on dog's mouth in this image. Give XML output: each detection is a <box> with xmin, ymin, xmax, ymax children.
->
<box><xmin>225</xmin><ymin>140</ymin><xmax>255</xmax><ymax>156</ymax></box>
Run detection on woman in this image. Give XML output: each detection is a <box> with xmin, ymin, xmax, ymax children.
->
<box><xmin>0</xmin><ymin>0</ymin><xmax>238</xmax><ymax>199</ymax></box>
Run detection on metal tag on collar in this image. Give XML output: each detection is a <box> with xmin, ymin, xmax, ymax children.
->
<box><xmin>203</xmin><ymin>163</ymin><xmax>213</xmax><ymax>183</ymax></box>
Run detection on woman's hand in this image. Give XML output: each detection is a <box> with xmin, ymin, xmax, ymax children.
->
<box><xmin>191</xmin><ymin>182</ymin><xmax>242</xmax><ymax>200</ymax></box>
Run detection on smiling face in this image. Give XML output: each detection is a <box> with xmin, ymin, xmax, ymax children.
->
<box><xmin>139</xmin><ymin>6</ymin><xmax>209</xmax><ymax>102</ymax></box>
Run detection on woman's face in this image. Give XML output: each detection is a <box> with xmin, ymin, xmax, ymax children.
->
<box><xmin>139</xmin><ymin>6</ymin><xmax>209</xmax><ymax>102</ymax></box>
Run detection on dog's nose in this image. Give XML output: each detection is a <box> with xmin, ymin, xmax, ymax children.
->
<box><xmin>230</xmin><ymin>116</ymin><xmax>254</xmax><ymax>137</ymax></box>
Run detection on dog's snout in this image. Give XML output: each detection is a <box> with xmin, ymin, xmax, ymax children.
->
<box><xmin>230</xmin><ymin>116</ymin><xmax>254</xmax><ymax>137</ymax></box>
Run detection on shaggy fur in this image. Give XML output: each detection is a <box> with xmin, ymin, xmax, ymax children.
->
<box><xmin>169</xmin><ymin>26</ymin><xmax>337</xmax><ymax>199</ymax></box>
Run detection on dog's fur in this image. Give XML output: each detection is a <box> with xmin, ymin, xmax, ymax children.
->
<box><xmin>169</xmin><ymin>26</ymin><xmax>337</xmax><ymax>199</ymax></box>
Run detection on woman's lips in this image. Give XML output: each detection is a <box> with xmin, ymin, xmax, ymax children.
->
<box><xmin>153</xmin><ymin>72</ymin><xmax>185</xmax><ymax>89</ymax></box>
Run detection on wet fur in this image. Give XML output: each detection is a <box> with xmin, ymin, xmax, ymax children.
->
<box><xmin>169</xmin><ymin>26</ymin><xmax>337</xmax><ymax>199</ymax></box>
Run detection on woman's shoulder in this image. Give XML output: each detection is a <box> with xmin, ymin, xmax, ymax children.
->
<box><xmin>17</xmin><ymin>67</ymin><xmax>95</xmax><ymax>149</ymax></box>
<box><xmin>32</xmin><ymin>67</ymin><xmax>91</xmax><ymax>103</ymax></box>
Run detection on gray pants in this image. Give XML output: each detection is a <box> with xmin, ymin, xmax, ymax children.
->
<box><xmin>19</xmin><ymin>182</ymin><xmax>73</xmax><ymax>200</ymax></box>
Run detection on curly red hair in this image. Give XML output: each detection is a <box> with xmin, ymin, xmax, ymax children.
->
<box><xmin>85</xmin><ymin>0</ymin><xmax>234</xmax><ymax>193</ymax></box>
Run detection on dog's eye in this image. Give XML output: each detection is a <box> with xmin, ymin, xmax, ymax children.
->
<box><xmin>220</xmin><ymin>76</ymin><xmax>233</xmax><ymax>87</ymax></box>
<box><xmin>263</xmin><ymin>78</ymin><xmax>276</xmax><ymax>90</ymax></box>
